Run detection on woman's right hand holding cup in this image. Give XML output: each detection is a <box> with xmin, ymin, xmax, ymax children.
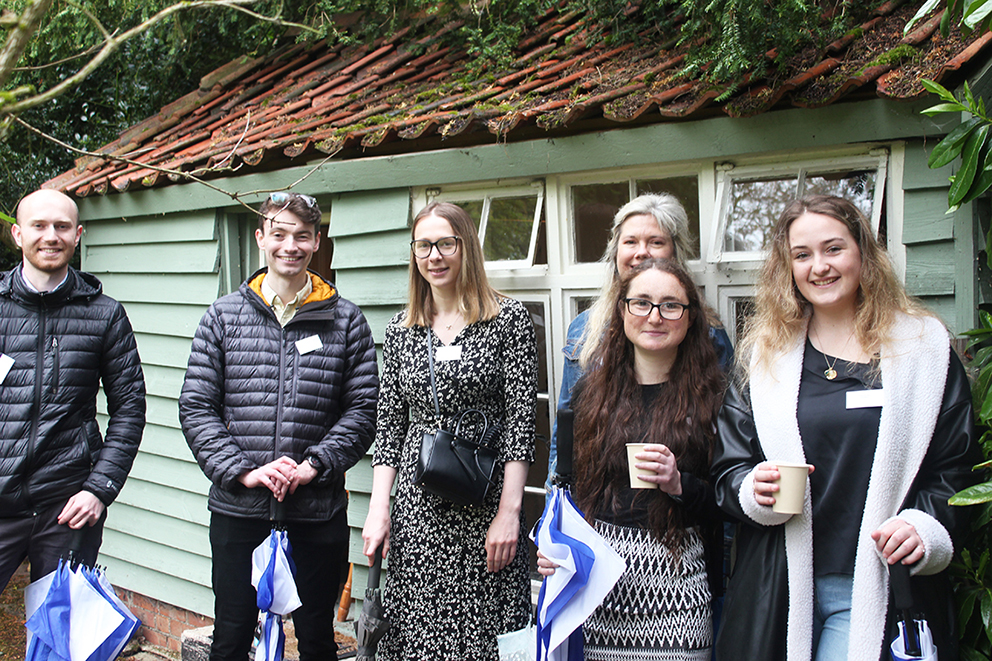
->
<box><xmin>752</xmin><ymin>462</ymin><xmax>814</xmax><ymax>509</ymax></box>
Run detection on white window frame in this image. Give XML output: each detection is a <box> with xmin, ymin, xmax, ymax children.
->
<box><xmin>708</xmin><ymin>150</ymin><xmax>889</xmax><ymax>263</ymax></box>
<box><xmin>412</xmin><ymin>180</ymin><xmax>546</xmax><ymax>271</ymax></box>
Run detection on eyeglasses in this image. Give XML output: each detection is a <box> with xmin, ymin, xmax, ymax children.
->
<box><xmin>268</xmin><ymin>192</ymin><xmax>318</xmax><ymax>208</ymax></box>
<box><xmin>624</xmin><ymin>298</ymin><xmax>689</xmax><ymax>320</ymax></box>
<box><xmin>411</xmin><ymin>236</ymin><xmax>461</xmax><ymax>258</ymax></box>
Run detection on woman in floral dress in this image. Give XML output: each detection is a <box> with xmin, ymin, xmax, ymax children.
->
<box><xmin>362</xmin><ymin>201</ymin><xmax>537</xmax><ymax>660</ymax></box>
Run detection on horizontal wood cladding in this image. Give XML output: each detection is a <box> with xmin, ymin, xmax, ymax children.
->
<box><xmin>329</xmin><ymin>189</ymin><xmax>410</xmax><ymax>236</ymax></box>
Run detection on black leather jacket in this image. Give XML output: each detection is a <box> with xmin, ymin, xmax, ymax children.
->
<box><xmin>713</xmin><ymin>353</ymin><xmax>979</xmax><ymax>661</ymax></box>
<box><xmin>179</xmin><ymin>270</ymin><xmax>378</xmax><ymax>523</ymax></box>
<box><xmin>0</xmin><ymin>267</ymin><xmax>146</xmax><ymax>516</ymax></box>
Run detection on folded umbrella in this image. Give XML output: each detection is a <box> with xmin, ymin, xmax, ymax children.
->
<box><xmin>889</xmin><ymin>562</ymin><xmax>936</xmax><ymax>661</ymax></box>
<box><xmin>354</xmin><ymin>543</ymin><xmax>390</xmax><ymax>661</ymax></box>
<box><xmin>24</xmin><ymin>530</ymin><xmax>140</xmax><ymax>661</ymax></box>
<box><xmin>532</xmin><ymin>409</ymin><xmax>626</xmax><ymax>661</ymax></box>
<box><xmin>251</xmin><ymin>499</ymin><xmax>302</xmax><ymax>661</ymax></box>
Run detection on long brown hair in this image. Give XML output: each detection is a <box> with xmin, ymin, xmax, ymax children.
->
<box><xmin>402</xmin><ymin>202</ymin><xmax>501</xmax><ymax>327</ymax></box>
<box><xmin>574</xmin><ymin>259</ymin><xmax>725</xmax><ymax>550</ymax></box>
<box><xmin>737</xmin><ymin>195</ymin><xmax>928</xmax><ymax>382</ymax></box>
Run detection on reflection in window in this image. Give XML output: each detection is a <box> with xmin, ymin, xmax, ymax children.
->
<box><xmin>572</xmin><ymin>177</ymin><xmax>701</xmax><ymax>263</ymax></box>
<box><xmin>637</xmin><ymin>177</ymin><xmax>701</xmax><ymax>258</ymax></box>
<box><xmin>486</xmin><ymin>196</ymin><xmax>539</xmax><ymax>262</ymax></box>
<box><xmin>444</xmin><ymin>190</ymin><xmax>545</xmax><ymax>266</ymax></box>
<box><xmin>724</xmin><ymin>169</ymin><xmax>876</xmax><ymax>253</ymax></box>
<box><xmin>572</xmin><ymin>182</ymin><xmax>628</xmax><ymax>263</ymax></box>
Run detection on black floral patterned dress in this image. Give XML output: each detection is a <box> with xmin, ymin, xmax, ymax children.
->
<box><xmin>372</xmin><ymin>297</ymin><xmax>537</xmax><ymax>661</ymax></box>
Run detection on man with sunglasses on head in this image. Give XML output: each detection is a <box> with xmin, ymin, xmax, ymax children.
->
<box><xmin>0</xmin><ymin>189</ymin><xmax>146</xmax><ymax>594</ymax></box>
<box><xmin>180</xmin><ymin>192</ymin><xmax>378</xmax><ymax>661</ymax></box>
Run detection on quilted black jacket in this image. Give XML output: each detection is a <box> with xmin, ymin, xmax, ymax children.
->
<box><xmin>179</xmin><ymin>269</ymin><xmax>378</xmax><ymax>523</ymax></box>
<box><xmin>0</xmin><ymin>267</ymin><xmax>146</xmax><ymax>516</ymax></box>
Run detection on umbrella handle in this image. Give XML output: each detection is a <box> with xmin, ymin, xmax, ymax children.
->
<box><xmin>368</xmin><ymin>544</ymin><xmax>384</xmax><ymax>590</ymax></box>
<box><xmin>554</xmin><ymin>408</ymin><xmax>574</xmax><ymax>486</ymax></box>
<box><xmin>272</xmin><ymin>496</ymin><xmax>288</xmax><ymax>527</ymax></box>
<box><xmin>63</xmin><ymin>527</ymin><xmax>86</xmax><ymax>569</ymax></box>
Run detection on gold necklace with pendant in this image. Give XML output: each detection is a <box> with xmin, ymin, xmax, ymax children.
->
<box><xmin>812</xmin><ymin>325</ymin><xmax>854</xmax><ymax>381</ymax></box>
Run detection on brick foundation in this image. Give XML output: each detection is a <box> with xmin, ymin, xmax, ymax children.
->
<box><xmin>114</xmin><ymin>587</ymin><xmax>213</xmax><ymax>653</ymax></box>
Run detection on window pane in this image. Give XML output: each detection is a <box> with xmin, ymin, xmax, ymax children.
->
<box><xmin>534</xmin><ymin>200</ymin><xmax>548</xmax><ymax>266</ymax></box>
<box><xmin>572</xmin><ymin>183</ymin><xmax>628</xmax><ymax>263</ymax></box>
<box><xmin>485</xmin><ymin>196</ymin><xmax>537</xmax><ymax>261</ymax></box>
<box><xmin>725</xmin><ymin>177</ymin><xmax>798</xmax><ymax>252</ymax></box>
<box><xmin>804</xmin><ymin>170</ymin><xmax>876</xmax><ymax>219</ymax></box>
<box><xmin>636</xmin><ymin>177</ymin><xmax>701</xmax><ymax>258</ymax></box>
<box><xmin>458</xmin><ymin>200</ymin><xmax>484</xmax><ymax>231</ymax></box>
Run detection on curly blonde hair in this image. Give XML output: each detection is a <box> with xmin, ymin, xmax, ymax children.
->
<box><xmin>737</xmin><ymin>195</ymin><xmax>928</xmax><ymax>380</ymax></box>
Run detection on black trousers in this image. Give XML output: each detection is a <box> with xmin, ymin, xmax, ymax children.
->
<box><xmin>0</xmin><ymin>502</ymin><xmax>104</xmax><ymax>593</ymax></box>
<box><xmin>209</xmin><ymin>510</ymin><xmax>347</xmax><ymax>661</ymax></box>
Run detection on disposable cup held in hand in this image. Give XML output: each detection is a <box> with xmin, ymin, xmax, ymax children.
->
<box><xmin>771</xmin><ymin>462</ymin><xmax>810</xmax><ymax>514</ymax></box>
<box><xmin>625</xmin><ymin>443</ymin><xmax>658</xmax><ymax>490</ymax></box>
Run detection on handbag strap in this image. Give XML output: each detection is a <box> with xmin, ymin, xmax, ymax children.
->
<box><xmin>426</xmin><ymin>327</ymin><xmax>442</xmax><ymax>424</ymax></box>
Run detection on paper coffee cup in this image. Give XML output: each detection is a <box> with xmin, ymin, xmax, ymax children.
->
<box><xmin>625</xmin><ymin>443</ymin><xmax>658</xmax><ymax>490</ymax></box>
<box><xmin>771</xmin><ymin>462</ymin><xmax>809</xmax><ymax>514</ymax></box>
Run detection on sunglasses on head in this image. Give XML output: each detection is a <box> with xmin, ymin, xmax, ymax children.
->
<box><xmin>268</xmin><ymin>192</ymin><xmax>318</xmax><ymax>208</ymax></box>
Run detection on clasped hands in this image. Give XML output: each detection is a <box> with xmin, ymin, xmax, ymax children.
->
<box><xmin>239</xmin><ymin>455</ymin><xmax>317</xmax><ymax>501</ymax></box>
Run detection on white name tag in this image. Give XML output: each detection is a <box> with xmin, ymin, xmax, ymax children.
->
<box><xmin>846</xmin><ymin>389</ymin><xmax>884</xmax><ymax>409</ymax></box>
<box><xmin>295</xmin><ymin>335</ymin><xmax>323</xmax><ymax>355</ymax></box>
<box><xmin>435</xmin><ymin>345</ymin><xmax>462</xmax><ymax>361</ymax></box>
<box><xmin>0</xmin><ymin>354</ymin><xmax>12</xmax><ymax>384</ymax></box>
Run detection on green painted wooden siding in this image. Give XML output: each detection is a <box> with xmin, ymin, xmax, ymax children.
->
<box><xmin>82</xmin><ymin>210</ymin><xmax>219</xmax><ymax>617</ymax></box>
<box><xmin>900</xmin><ymin>139</ymin><xmax>977</xmax><ymax>332</ymax></box>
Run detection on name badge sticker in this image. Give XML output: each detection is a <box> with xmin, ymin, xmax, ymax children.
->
<box><xmin>0</xmin><ymin>354</ymin><xmax>12</xmax><ymax>385</ymax></box>
<box><xmin>295</xmin><ymin>335</ymin><xmax>323</xmax><ymax>355</ymax></box>
<box><xmin>435</xmin><ymin>345</ymin><xmax>463</xmax><ymax>361</ymax></box>
<box><xmin>846</xmin><ymin>389</ymin><xmax>884</xmax><ymax>409</ymax></box>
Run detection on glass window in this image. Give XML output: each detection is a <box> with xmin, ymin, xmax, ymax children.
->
<box><xmin>572</xmin><ymin>182</ymin><xmax>628</xmax><ymax>263</ymax></box>
<box><xmin>636</xmin><ymin>177</ymin><xmax>701</xmax><ymax>258</ymax></box>
<box><xmin>432</xmin><ymin>183</ymin><xmax>546</xmax><ymax>268</ymax></box>
<box><xmin>571</xmin><ymin>177</ymin><xmax>701</xmax><ymax>264</ymax></box>
<box><xmin>712</xmin><ymin>154</ymin><xmax>887</xmax><ymax>262</ymax></box>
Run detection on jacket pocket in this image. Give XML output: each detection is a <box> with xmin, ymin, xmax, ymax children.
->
<box><xmin>83</xmin><ymin>419</ymin><xmax>103</xmax><ymax>466</ymax></box>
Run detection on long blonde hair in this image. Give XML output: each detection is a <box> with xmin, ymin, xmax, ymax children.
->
<box><xmin>402</xmin><ymin>202</ymin><xmax>501</xmax><ymax>328</ymax></box>
<box><xmin>578</xmin><ymin>193</ymin><xmax>694</xmax><ymax>367</ymax></box>
<box><xmin>738</xmin><ymin>195</ymin><xmax>928</xmax><ymax>380</ymax></box>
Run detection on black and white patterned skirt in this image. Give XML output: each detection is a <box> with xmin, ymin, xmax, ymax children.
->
<box><xmin>583</xmin><ymin>521</ymin><xmax>712</xmax><ymax>661</ymax></box>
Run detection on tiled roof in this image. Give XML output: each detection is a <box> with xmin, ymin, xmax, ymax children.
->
<box><xmin>48</xmin><ymin>1</ymin><xmax>992</xmax><ymax>197</ymax></box>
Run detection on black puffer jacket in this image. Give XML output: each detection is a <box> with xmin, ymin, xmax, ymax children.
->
<box><xmin>0</xmin><ymin>267</ymin><xmax>146</xmax><ymax>516</ymax></box>
<box><xmin>179</xmin><ymin>270</ymin><xmax>378</xmax><ymax>522</ymax></box>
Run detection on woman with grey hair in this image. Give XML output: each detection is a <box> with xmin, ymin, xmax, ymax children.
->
<box><xmin>547</xmin><ymin>193</ymin><xmax>733</xmax><ymax>485</ymax></box>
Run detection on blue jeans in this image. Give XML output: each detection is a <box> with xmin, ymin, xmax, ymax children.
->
<box><xmin>813</xmin><ymin>573</ymin><xmax>853</xmax><ymax>661</ymax></box>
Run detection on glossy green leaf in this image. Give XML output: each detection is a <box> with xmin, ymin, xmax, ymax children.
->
<box><xmin>923</xmin><ymin>102</ymin><xmax>971</xmax><ymax>116</ymax></box>
<box><xmin>929</xmin><ymin>117</ymin><xmax>983</xmax><ymax>169</ymax></box>
<box><xmin>965</xmin><ymin>0</ymin><xmax>992</xmax><ymax>29</ymax></box>
<box><xmin>952</xmin><ymin>482</ymin><xmax>992</xmax><ymax>505</ymax></box>
<box><xmin>982</xmin><ymin>591</ymin><xmax>992</xmax><ymax>632</ymax></box>
<box><xmin>922</xmin><ymin>78</ymin><xmax>960</xmax><ymax>103</ymax></box>
<box><xmin>965</xmin><ymin>81</ymin><xmax>977</xmax><ymax>111</ymax></box>
<box><xmin>962</xmin><ymin>589</ymin><xmax>980</xmax><ymax>636</ymax></box>
<box><xmin>906</xmin><ymin>0</ymin><xmax>943</xmax><ymax>33</ymax></box>
<box><xmin>949</xmin><ymin>124</ymin><xmax>990</xmax><ymax>206</ymax></box>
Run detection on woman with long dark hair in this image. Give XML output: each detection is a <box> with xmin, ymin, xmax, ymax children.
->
<box><xmin>540</xmin><ymin>258</ymin><xmax>725</xmax><ymax>661</ymax></box>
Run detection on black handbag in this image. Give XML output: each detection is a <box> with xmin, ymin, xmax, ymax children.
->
<box><xmin>413</xmin><ymin>328</ymin><xmax>501</xmax><ymax>506</ymax></box>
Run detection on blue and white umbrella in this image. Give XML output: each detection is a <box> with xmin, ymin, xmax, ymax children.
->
<box><xmin>532</xmin><ymin>409</ymin><xmax>625</xmax><ymax>661</ymax></box>
<box><xmin>251</xmin><ymin>526</ymin><xmax>302</xmax><ymax>661</ymax></box>
<box><xmin>24</xmin><ymin>554</ymin><xmax>140</xmax><ymax>661</ymax></box>
<box><xmin>889</xmin><ymin>563</ymin><xmax>936</xmax><ymax>661</ymax></box>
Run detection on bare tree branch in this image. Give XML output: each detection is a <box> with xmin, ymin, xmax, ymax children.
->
<box><xmin>0</xmin><ymin>0</ymin><xmax>274</xmax><ymax>115</ymax></box>
<box><xmin>13</xmin><ymin>115</ymin><xmax>342</xmax><ymax>212</ymax></box>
